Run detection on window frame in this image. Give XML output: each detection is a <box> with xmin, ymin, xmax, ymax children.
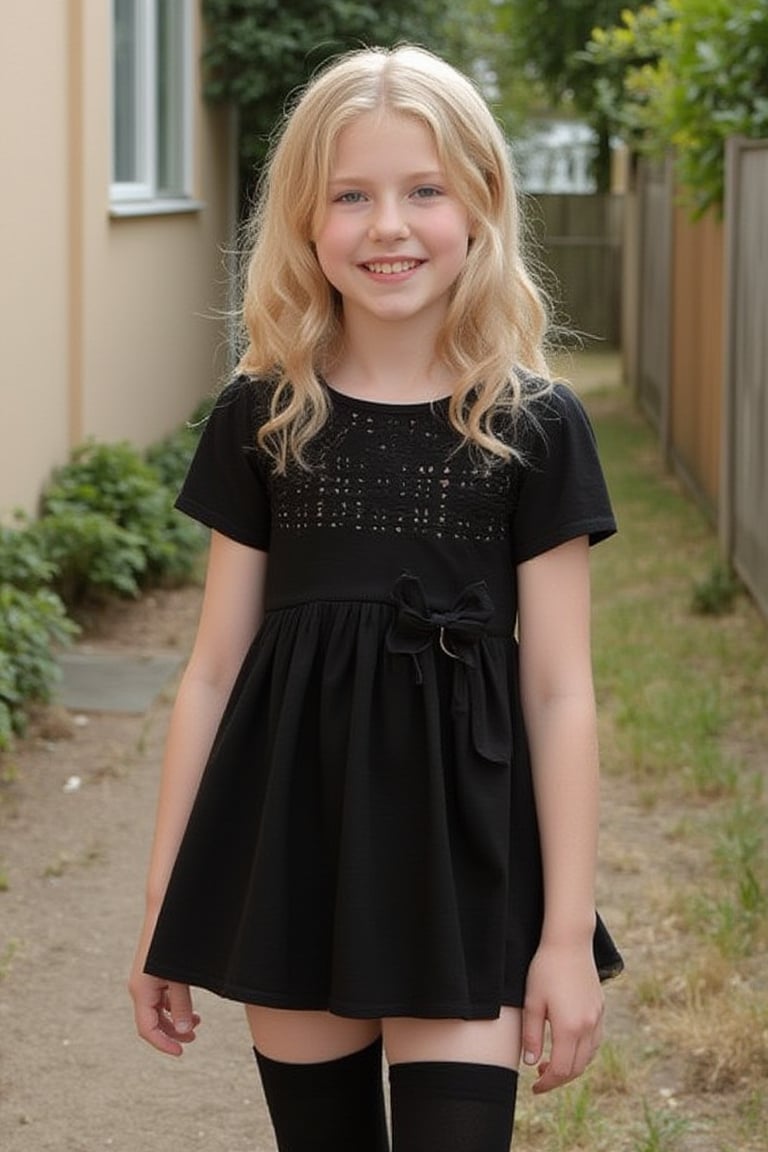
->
<box><xmin>110</xmin><ymin>0</ymin><xmax>198</xmax><ymax>213</ymax></box>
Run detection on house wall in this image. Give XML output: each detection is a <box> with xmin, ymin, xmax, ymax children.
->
<box><xmin>0</xmin><ymin>0</ymin><xmax>235</xmax><ymax>518</ymax></box>
<box><xmin>1</xmin><ymin>0</ymin><xmax>72</xmax><ymax>517</ymax></box>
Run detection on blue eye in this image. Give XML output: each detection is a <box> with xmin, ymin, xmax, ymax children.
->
<box><xmin>334</xmin><ymin>191</ymin><xmax>366</xmax><ymax>204</ymax></box>
<box><xmin>413</xmin><ymin>186</ymin><xmax>442</xmax><ymax>199</ymax></box>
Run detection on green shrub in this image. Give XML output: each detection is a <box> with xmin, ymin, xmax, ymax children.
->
<box><xmin>0</xmin><ymin>585</ymin><xmax>78</xmax><ymax>750</ymax></box>
<box><xmin>0</xmin><ymin>520</ymin><xmax>58</xmax><ymax>590</ymax></box>
<box><xmin>40</xmin><ymin>439</ymin><xmax>205</xmax><ymax>602</ymax></box>
<box><xmin>145</xmin><ymin>400</ymin><xmax>209</xmax><ymax>491</ymax></box>
<box><xmin>691</xmin><ymin>562</ymin><xmax>740</xmax><ymax>616</ymax></box>
<box><xmin>0</xmin><ymin>411</ymin><xmax>208</xmax><ymax>749</ymax></box>
<box><xmin>32</xmin><ymin>510</ymin><xmax>148</xmax><ymax>603</ymax></box>
<box><xmin>0</xmin><ymin>652</ymin><xmax>17</xmax><ymax>751</ymax></box>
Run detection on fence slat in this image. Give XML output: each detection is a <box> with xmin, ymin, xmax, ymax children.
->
<box><xmin>723</xmin><ymin>138</ymin><xmax>768</xmax><ymax>617</ymax></box>
<box><xmin>527</xmin><ymin>194</ymin><xmax>623</xmax><ymax>346</ymax></box>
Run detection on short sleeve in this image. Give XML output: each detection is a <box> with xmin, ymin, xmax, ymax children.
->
<box><xmin>174</xmin><ymin>378</ymin><xmax>271</xmax><ymax>550</ymax></box>
<box><xmin>511</xmin><ymin>383</ymin><xmax>616</xmax><ymax>565</ymax></box>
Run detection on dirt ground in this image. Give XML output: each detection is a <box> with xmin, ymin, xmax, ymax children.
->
<box><xmin>0</xmin><ymin>588</ymin><xmax>274</xmax><ymax>1151</ymax></box>
<box><xmin>0</xmin><ymin>582</ymin><xmax>755</xmax><ymax>1151</ymax></box>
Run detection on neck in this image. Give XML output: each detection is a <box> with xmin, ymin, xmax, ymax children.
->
<box><xmin>326</xmin><ymin>308</ymin><xmax>454</xmax><ymax>403</ymax></box>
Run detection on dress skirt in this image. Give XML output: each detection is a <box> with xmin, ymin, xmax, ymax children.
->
<box><xmin>145</xmin><ymin>571</ymin><xmax>623</xmax><ymax>1019</ymax></box>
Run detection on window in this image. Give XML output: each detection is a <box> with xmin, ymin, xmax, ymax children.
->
<box><xmin>111</xmin><ymin>0</ymin><xmax>196</xmax><ymax>211</ymax></box>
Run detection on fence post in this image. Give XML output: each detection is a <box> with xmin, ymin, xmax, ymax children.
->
<box><xmin>719</xmin><ymin>136</ymin><xmax>740</xmax><ymax>562</ymax></box>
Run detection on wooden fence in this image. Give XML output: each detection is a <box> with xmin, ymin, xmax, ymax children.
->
<box><xmin>527</xmin><ymin>194</ymin><xmax>624</xmax><ymax>347</ymax></box>
<box><xmin>634</xmin><ymin>158</ymin><xmax>674</xmax><ymax>441</ymax></box>
<box><xmin>626</xmin><ymin>143</ymin><xmax>768</xmax><ymax>617</ymax></box>
<box><xmin>721</xmin><ymin>138</ymin><xmax>768</xmax><ymax>617</ymax></box>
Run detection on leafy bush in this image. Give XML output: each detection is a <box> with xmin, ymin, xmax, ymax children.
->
<box><xmin>40</xmin><ymin>439</ymin><xmax>205</xmax><ymax>602</ymax></box>
<box><xmin>0</xmin><ymin>520</ymin><xmax>58</xmax><ymax>590</ymax></box>
<box><xmin>32</xmin><ymin>510</ymin><xmax>148</xmax><ymax>603</ymax></box>
<box><xmin>145</xmin><ymin>424</ymin><xmax>201</xmax><ymax>492</ymax></box>
<box><xmin>584</xmin><ymin>0</ymin><xmax>768</xmax><ymax>215</ymax></box>
<box><xmin>0</xmin><ymin>521</ymin><xmax>79</xmax><ymax>748</ymax></box>
<box><xmin>0</xmin><ymin>584</ymin><xmax>78</xmax><ymax>750</ymax></box>
<box><xmin>145</xmin><ymin>397</ymin><xmax>210</xmax><ymax>491</ymax></box>
<box><xmin>0</xmin><ymin>410</ymin><xmax>208</xmax><ymax>750</ymax></box>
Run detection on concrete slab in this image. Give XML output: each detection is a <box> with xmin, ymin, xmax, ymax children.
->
<box><xmin>55</xmin><ymin>648</ymin><xmax>183</xmax><ymax>713</ymax></box>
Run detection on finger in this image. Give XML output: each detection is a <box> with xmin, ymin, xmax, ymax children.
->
<box><xmin>166</xmin><ymin>984</ymin><xmax>198</xmax><ymax>1041</ymax></box>
<box><xmin>532</xmin><ymin>1034</ymin><xmax>577</xmax><ymax>1094</ymax></box>
<box><xmin>532</xmin><ymin>1059</ymin><xmax>575</xmax><ymax>1095</ymax></box>
<box><xmin>521</xmin><ymin>1003</ymin><xmax>546</xmax><ymax>1068</ymax></box>
<box><xmin>134</xmin><ymin>995</ymin><xmax>187</xmax><ymax>1057</ymax></box>
<box><xmin>533</xmin><ymin>1017</ymin><xmax>603</xmax><ymax>1094</ymax></box>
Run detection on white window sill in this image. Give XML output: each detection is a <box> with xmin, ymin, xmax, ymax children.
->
<box><xmin>109</xmin><ymin>198</ymin><xmax>206</xmax><ymax>218</ymax></box>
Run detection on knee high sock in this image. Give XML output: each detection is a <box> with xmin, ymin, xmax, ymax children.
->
<box><xmin>253</xmin><ymin>1036</ymin><xmax>390</xmax><ymax>1152</ymax></box>
<box><xmin>389</xmin><ymin>1061</ymin><xmax>518</xmax><ymax>1152</ymax></box>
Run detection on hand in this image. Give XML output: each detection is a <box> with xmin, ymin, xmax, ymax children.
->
<box><xmin>521</xmin><ymin>941</ymin><xmax>604</xmax><ymax>1094</ymax></box>
<box><xmin>129</xmin><ymin>965</ymin><xmax>200</xmax><ymax>1057</ymax></box>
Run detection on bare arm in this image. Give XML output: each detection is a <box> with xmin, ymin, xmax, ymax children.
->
<box><xmin>128</xmin><ymin>531</ymin><xmax>268</xmax><ymax>1055</ymax></box>
<box><xmin>517</xmin><ymin>536</ymin><xmax>604</xmax><ymax>1093</ymax></box>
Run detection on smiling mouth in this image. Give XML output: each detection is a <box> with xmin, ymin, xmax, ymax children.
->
<box><xmin>362</xmin><ymin>259</ymin><xmax>423</xmax><ymax>275</ymax></box>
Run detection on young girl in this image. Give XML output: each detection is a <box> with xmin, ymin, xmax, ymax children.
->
<box><xmin>129</xmin><ymin>44</ymin><xmax>623</xmax><ymax>1151</ymax></box>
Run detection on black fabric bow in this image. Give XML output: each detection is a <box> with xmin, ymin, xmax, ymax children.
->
<box><xmin>386</xmin><ymin>573</ymin><xmax>494</xmax><ymax>681</ymax></box>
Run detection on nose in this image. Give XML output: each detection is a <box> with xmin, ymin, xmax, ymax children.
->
<box><xmin>368</xmin><ymin>196</ymin><xmax>410</xmax><ymax>242</ymax></box>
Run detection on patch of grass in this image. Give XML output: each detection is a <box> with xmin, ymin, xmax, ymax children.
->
<box><xmin>735</xmin><ymin>1090</ymin><xmax>768</xmax><ymax>1146</ymax></box>
<box><xmin>590</xmin><ymin>1040</ymin><xmax>632</xmax><ymax>1095</ymax></box>
<box><xmin>691</xmin><ymin>561</ymin><xmax>741</xmax><ymax>615</ymax></box>
<box><xmin>589</xmin><ymin>391</ymin><xmax>767</xmax><ymax>803</ymax></box>
<box><xmin>545</xmin><ymin>1081</ymin><xmax>602</xmax><ymax>1150</ymax></box>
<box><xmin>583</xmin><ymin>385</ymin><xmax>768</xmax><ymax>1150</ymax></box>
<box><xmin>514</xmin><ymin>1079</ymin><xmax>607</xmax><ymax>1152</ymax></box>
<box><xmin>658</xmin><ymin>986</ymin><xmax>768</xmax><ymax>1092</ymax></box>
<box><xmin>42</xmin><ymin>841</ymin><xmax>105</xmax><ymax>879</ymax></box>
<box><xmin>0</xmin><ymin>938</ymin><xmax>20</xmax><ymax>980</ymax></box>
<box><xmin>632</xmin><ymin>1101</ymin><xmax>688</xmax><ymax>1152</ymax></box>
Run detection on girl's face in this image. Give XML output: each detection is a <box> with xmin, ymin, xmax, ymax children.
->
<box><xmin>313</xmin><ymin>111</ymin><xmax>472</xmax><ymax>332</ymax></box>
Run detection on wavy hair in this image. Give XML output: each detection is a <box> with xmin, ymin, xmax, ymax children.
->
<box><xmin>237</xmin><ymin>45</ymin><xmax>552</xmax><ymax>471</ymax></box>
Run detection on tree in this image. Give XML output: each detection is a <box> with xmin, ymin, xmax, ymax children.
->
<box><xmin>202</xmin><ymin>0</ymin><xmax>460</xmax><ymax>202</ymax></box>
<box><xmin>491</xmin><ymin>0</ymin><xmax>645</xmax><ymax>189</ymax></box>
<box><xmin>583</xmin><ymin>0</ymin><xmax>768</xmax><ymax>214</ymax></box>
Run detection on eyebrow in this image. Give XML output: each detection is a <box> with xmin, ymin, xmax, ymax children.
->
<box><xmin>327</xmin><ymin>170</ymin><xmax>446</xmax><ymax>187</ymax></box>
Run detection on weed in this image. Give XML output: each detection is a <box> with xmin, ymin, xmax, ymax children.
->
<box><xmin>735</xmin><ymin>1089</ymin><xmax>768</xmax><ymax>1144</ymax></box>
<box><xmin>590</xmin><ymin>1040</ymin><xmax>632</xmax><ymax>1094</ymax></box>
<box><xmin>658</xmin><ymin>989</ymin><xmax>768</xmax><ymax>1092</ymax></box>
<box><xmin>691</xmin><ymin>562</ymin><xmax>740</xmax><ymax>616</ymax></box>
<box><xmin>0</xmin><ymin>759</ymin><xmax>19</xmax><ymax>787</ymax></box>
<box><xmin>42</xmin><ymin>842</ymin><xmax>105</xmax><ymax>879</ymax></box>
<box><xmin>0</xmin><ymin>938</ymin><xmax>20</xmax><ymax>980</ymax></box>
<box><xmin>632</xmin><ymin>1100</ymin><xmax>688</xmax><ymax>1152</ymax></box>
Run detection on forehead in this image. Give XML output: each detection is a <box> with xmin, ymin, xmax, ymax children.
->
<box><xmin>329</xmin><ymin>111</ymin><xmax>441</xmax><ymax>178</ymax></box>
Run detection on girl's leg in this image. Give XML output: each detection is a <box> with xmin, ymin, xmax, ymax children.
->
<box><xmin>383</xmin><ymin>1009</ymin><xmax>521</xmax><ymax>1152</ymax></box>
<box><xmin>247</xmin><ymin>1007</ymin><xmax>389</xmax><ymax>1152</ymax></box>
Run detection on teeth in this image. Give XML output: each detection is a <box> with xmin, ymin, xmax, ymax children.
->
<box><xmin>366</xmin><ymin>260</ymin><xmax>419</xmax><ymax>274</ymax></box>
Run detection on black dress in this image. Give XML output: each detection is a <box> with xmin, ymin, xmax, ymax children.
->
<box><xmin>145</xmin><ymin>375</ymin><xmax>623</xmax><ymax>1019</ymax></box>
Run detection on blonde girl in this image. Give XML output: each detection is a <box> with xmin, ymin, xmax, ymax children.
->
<box><xmin>129</xmin><ymin>44</ymin><xmax>622</xmax><ymax>1152</ymax></box>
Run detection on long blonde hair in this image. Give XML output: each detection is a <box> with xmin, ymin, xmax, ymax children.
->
<box><xmin>238</xmin><ymin>45</ymin><xmax>551</xmax><ymax>471</ymax></box>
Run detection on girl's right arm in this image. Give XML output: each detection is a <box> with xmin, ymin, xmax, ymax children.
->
<box><xmin>128</xmin><ymin>531</ymin><xmax>268</xmax><ymax>1056</ymax></box>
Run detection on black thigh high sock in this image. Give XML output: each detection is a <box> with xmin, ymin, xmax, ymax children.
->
<box><xmin>389</xmin><ymin>1061</ymin><xmax>518</xmax><ymax>1152</ymax></box>
<box><xmin>253</xmin><ymin>1036</ymin><xmax>390</xmax><ymax>1152</ymax></box>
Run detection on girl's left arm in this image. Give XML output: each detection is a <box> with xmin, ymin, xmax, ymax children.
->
<box><xmin>517</xmin><ymin>535</ymin><xmax>604</xmax><ymax>1095</ymax></box>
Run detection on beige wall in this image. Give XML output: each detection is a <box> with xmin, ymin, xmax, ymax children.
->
<box><xmin>0</xmin><ymin>0</ymin><xmax>235</xmax><ymax>518</ymax></box>
<box><xmin>1</xmin><ymin>1</ymin><xmax>72</xmax><ymax>518</ymax></box>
